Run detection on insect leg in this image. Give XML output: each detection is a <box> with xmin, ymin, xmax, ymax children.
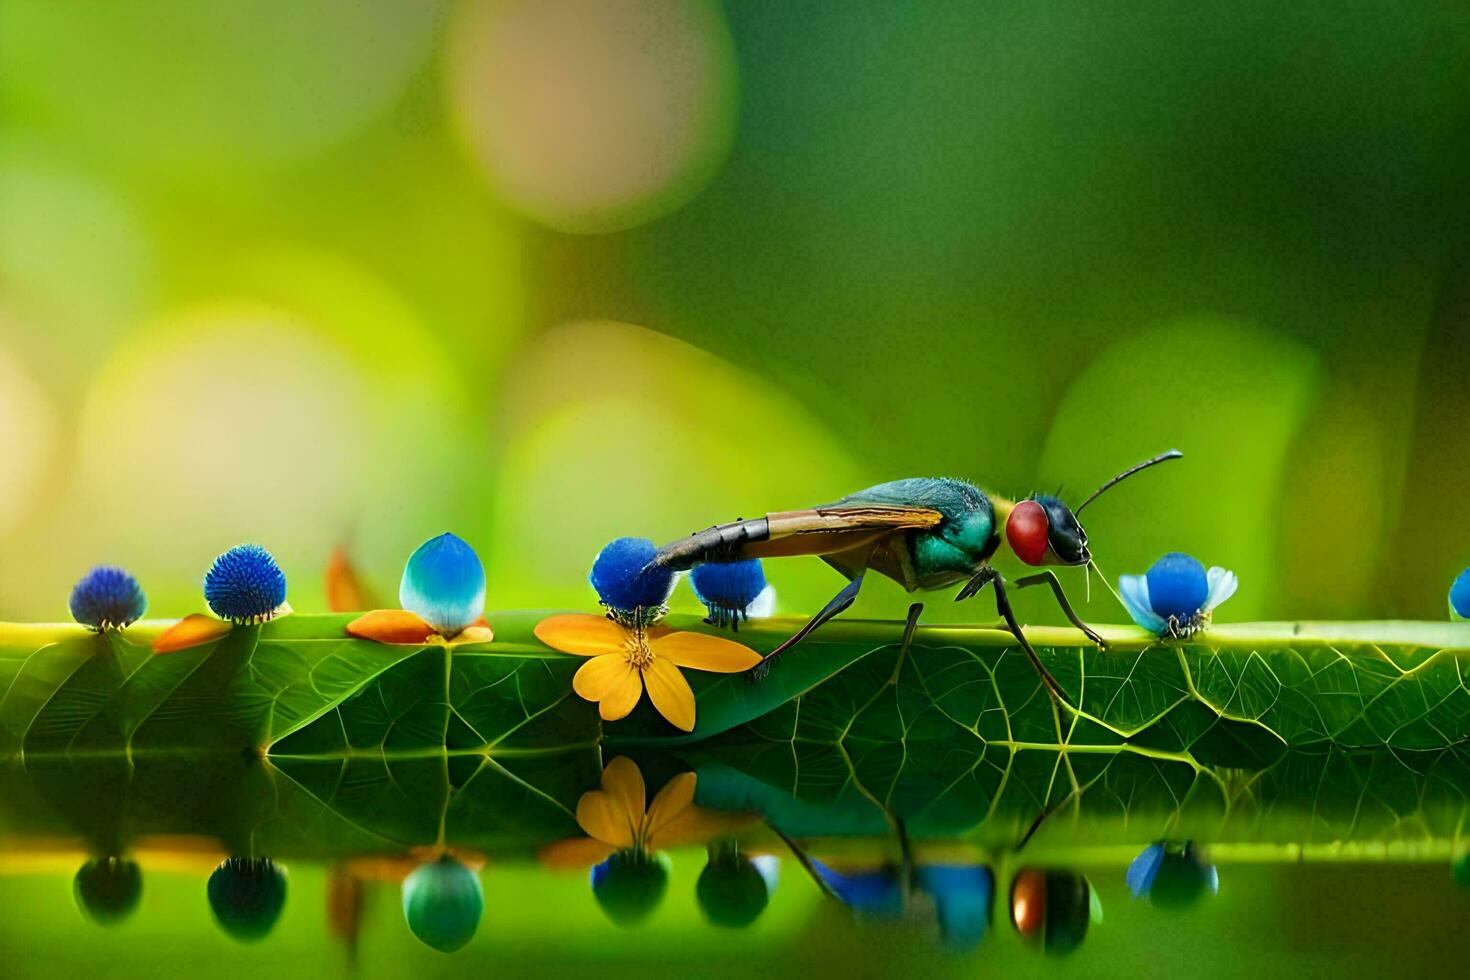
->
<box><xmin>956</xmin><ymin>568</ymin><xmax>1074</xmax><ymax>707</ymax></box>
<box><xmin>888</xmin><ymin>602</ymin><xmax>923</xmax><ymax>685</ymax></box>
<box><xmin>746</xmin><ymin>571</ymin><xmax>866</xmax><ymax>683</ymax></box>
<box><xmin>1014</xmin><ymin>571</ymin><xmax>1107</xmax><ymax>648</ymax></box>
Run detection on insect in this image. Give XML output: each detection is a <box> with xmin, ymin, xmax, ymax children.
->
<box><xmin>647</xmin><ymin>450</ymin><xmax>1182</xmax><ymax>702</ymax></box>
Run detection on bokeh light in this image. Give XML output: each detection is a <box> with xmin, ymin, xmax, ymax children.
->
<box><xmin>0</xmin><ymin>0</ymin><xmax>443</xmax><ymax>173</ymax></box>
<box><xmin>0</xmin><ymin>140</ymin><xmax>153</xmax><ymax>354</ymax></box>
<box><xmin>484</xmin><ymin>321</ymin><xmax>866</xmax><ymax>612</ymax></box>
<box><xmin>447</xmin><ymin>0</ymin><xmax>739</xmax><ymax>233</ymax></box>
<box><xmin>1037</xmin><ymin>317</ymin><xmax>1321</xmax><ymax>622</ymax></box>
<box><xmin>64</xmin><ymin>296</ymin><xmax>474</xmax><ymax>616</ymax></box>
<box><xmin>0</xmin><ymin>338</ymin><xmax>58</xmax><ymax>536</ymax></box>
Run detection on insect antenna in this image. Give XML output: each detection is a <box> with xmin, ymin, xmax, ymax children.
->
<box><xmin>1087</xmin><ymin>557</ymin><xmax>1126</xmax><ymax>609</ymax></box>
<box><xmin>1076</xmin><ymin>449</ymin><xmax>1182</xmax><ymax>514</ymax></box>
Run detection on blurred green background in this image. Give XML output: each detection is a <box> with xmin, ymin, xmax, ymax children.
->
<box><xmin>2</xmin><ymin>0</ymin><xmax>1468</xmax><ymax>627</ymax></box>
<box><xmin>6</xmin><ymin>855</ymin><xmax>1470</xmax><ymax>979</ymax></box>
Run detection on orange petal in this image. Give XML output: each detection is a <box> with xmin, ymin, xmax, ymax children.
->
<box><xmin>345</xmin><ymin>609</ymin><xmax>435</xmax><ymax>645</ymax></box>
<box><xmin>643</xmin><ymin>656</ymin><xmax>696</xmax><ymax>732</ymax></box>
<box><xmin>643</xmin><ymin>771</ymin><xmax>696</xmax><ymax>841</ymax></box>
<box><xmin>537</xmin><ymin>837</ymin><xmax>619</xmax><ymax>871</ymax></box>
<box><xmin>452</xmin><ymin>624</ymin><xmax>494</xmax><ymax>645</ymax></box>
<box><xmin>152</xmin><ymin>614</ymin><xmax>232</xmax><ymax>654</ymax></box>
<box><xmin>652</xmin><ymin>631</ymin><xmax>762</xmax><ymax>673</ymax></box>
<box><xmin>324</xmin><ymin>545</ymin><xmax>373</xmax><ymax>612</ymax></box>
<box><xmin>533</xmin><ymin>613</ymin><xmax>630</xmax><ymax>656</ymax></box>
<box><xmin>576</xmin><ymin>790</ymin><xmax>637</xmax><ymax>848</ymax></box>
<box><xmin>600</xmin><ymin>756</ymin><xmax>647</xmax><ymax>828</ymax></box>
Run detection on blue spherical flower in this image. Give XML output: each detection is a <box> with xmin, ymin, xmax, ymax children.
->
<box><xmin>1119</xmin><ymin>552</ymin><xmax>1236</xmax><ymax>638</ymax></box>
<box><xmin>690</xmin><ymin>559</ymin><xmax>767</xmax><ymax>629</ymax></box>
<box><xmin>69</xmin><ymin>566</ymin><xmax>147</xmax><ymax>631</ymax></box>
<box><xmin>1145</xmin><ymin>553</ymin><xmax>1209</xmax><ymax>620</ymax></box>
<box><xmin>400</xmin><ymin>533</ymin><xmax>486</xmax><ymax>635</ymax></box>
<box><xmin>1126</xmin><ymin>842</ymin><xmax>1218</xmax><ymax>910</ymax></box>
<box><xmin>1450</xmin><ymin>567</ymin><xmax>1470</xmax><ymax>621</ymax></box>
<box><xmin>916</xmin><ymin>864</ymin><xmax>994</xmax><ymax>950</ymax></box>
<box><xmin>589</xmin><ymin>537</ymin><xmax>675</xmax><ymax>623</ymax></box>
<box><xmin>204</xmin><ymin>545</ymin><xmax>288</xmax><ymax>624</ymax></box>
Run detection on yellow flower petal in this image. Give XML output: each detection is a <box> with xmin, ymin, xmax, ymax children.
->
<box><xmin>152</xmin><ymin>614</ymin><xmax>232</xmax><ymax>654</ymax></box>
<box><xmin>537</xmin><ymin>837</ymin><xmax>619</xmax><ymax>871</ymax></box>
<box><xmin>643</xmin><ymin>656</ymin><xmax>696</xmax><ymax>732</ymax></box>
<box><xmin>600</xmin><ymin>756</ymin><xmax>647</xmax><ymax>828</ymax></box>
<box><xmin>534</xmin><ymin>613</ymin><xmax>629</xmax><ymax>656</ymax></box>
<box><xmin>652</xmin><ymin>631</ymin><xmax>761</xmax><ymax>673</ymax></box>
<box><xmin>643</xmin><ymin>771</ymin><xmax>695</xmax><ymax>841</ymax></box>
<box><xmin>576</xmin><ymin>790</ymin><xmax>637</xmax><ymax>848</ymax></box>
<box><xmin>345</xmin><ymin>609</ymin><xmax>436</xmax><ymax>645</ymax></box>
<box><xmin>573</xmin><ymin>654</ymin><xmax>633</xmax><ymax>701</ymax></box>
<box><xmin>598</xmin><ymin>667</ymin><xmax>645</xmax><ymax>722</ymax></box>
<box><xmin>649</xmin><ymin>806</ymin><xmax>755</xmax><ymax>850</ymax></box>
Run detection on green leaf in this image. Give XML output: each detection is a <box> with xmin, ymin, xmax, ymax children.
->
<box><xmin>0</xmin><ymin>612</ymin><xmax>599</xmax><ymax>760</ymax></box>
<box><xmin>672</xmin><ymin>619</ymin><xmax>1470</xmax><ymax>845</ymax></box>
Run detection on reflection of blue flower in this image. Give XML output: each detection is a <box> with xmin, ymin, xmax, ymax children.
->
<box><xmin>589</xmin><ymin>537</ymin><xmax>675</xmax><ymax>624</ymax></box>
<box><xmin>400</xmin><ymin>533</ymin><xmax>485</xmax><ymax>634</ymax></box>
<box><xmin>916</xmin><ymin>864</ymin><xmax>994</xmax><ymax>950</ymax></box>
<box><xmin>691</xmin><ymin>559</ymin><xmax>767</xmax><ymax>629</ymax></box>
<box><xmin>205</xmin><ymin>545</ymin><xmax>287</xmax><ymax>624</ymax></box>
<box><xmin>1450</xmin><ymin>568</ymin><xmax>1470</xmax><ymax>621</ymax></box>
<box><xmin>207</xmin><ymin>857</ymin><xmax>287</xmax><ymax>943</ymax></box>
<box><xmin>69</xmin><ymin>566</ymin><xmax>147</xmax><ymax>631</ymax></box>
<box><xmin>402</xmin><ymin>856</ymin><xmax>483</xmax><ymax>953</ymax></box>
<box><xmin>1127</xmin><ymin>842</ymin><xmax>1218</xmax><ymax>910</ymax></box>
<box><xmin>590</xmin><ymin>850</ymin><xmax>671</xmax><ymax>927</ymax></box>
<box><xmin>1119</xmin><ymin>553</ymin><xmax>1236</xmax><ymax>638</ymax></box>
<box><xmin>808</xmin><ymin>859</ymin><xmax>903</xmax><ymax>918</ymax></box>
<box><xmin>696</xmin><ymin>849</ymin><xmax>778</xmax><ymax>929</ymax></box>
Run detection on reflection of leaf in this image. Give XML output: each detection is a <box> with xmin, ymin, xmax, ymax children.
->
<box><xmin>0</xmin><ymin>613</ymin><xmax>602</xmax><ymax>851</ymax></box>
<box><xmin>680</xmin><ymin>621</ymin><xmax>1470</xmax><ymax>845</ymax></box>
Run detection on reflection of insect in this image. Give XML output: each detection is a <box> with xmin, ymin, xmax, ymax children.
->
<box><xmin>649</xmin><ymin>450</ymin><xmax>1181</xmax><ymax>701</ymax></box>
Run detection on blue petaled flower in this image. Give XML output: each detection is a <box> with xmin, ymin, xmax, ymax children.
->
<box><xmin>69</xmin><ymin>566</ymin><xmax>147</xmax><ymax>631</ymax></box>
<box><xmin>400</xmin><ymin>533</ymin><xmax>486</xmax><ymax>635</ymax></box>
<box><xmin>690</xmin><ymin>559</ymin><xmax>768</xmax><ymax>629</ymax></box>
<box><xmin>1450</xmin><ymin>567</ymin><xmax>1470</xmax><ymax>622</ymax></box>
<box><xmin>205</xmin><ymin>544</ymin><xmax>288</xmax><ymax>624</ymax></box>
<box><xmin>347</xmin><ymin>533</ymin><xmax>493</xmax><ymax>646</ymax></box>
<box><xmin>589</xmin><ymin>537</ymin><xmax>676</xmax><ymax>625</ymax></box>
<box><xmin>1119</xmin><ymin>552</ymin><xmax>1236</xmax><ymax>638</ymax></box>
<box><xmin>1127</xmin><ymin>842</ymin><xmax>1218</xmax><ymax>910</ymax></box>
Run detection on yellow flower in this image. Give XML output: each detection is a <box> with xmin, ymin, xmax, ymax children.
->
<box><xmin>538</xmin><ymin>757</ymin><xmax>749</xmax><ymax>869</ymax></box>
<box><xmin>534</xmin><ymin>614</ymin><xmax>760</xmax><ymax>732</ymax></box>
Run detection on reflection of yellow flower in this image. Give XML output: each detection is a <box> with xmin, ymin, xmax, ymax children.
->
<box><xmin>534</xmin><ymin>614</ymin><xmax>759</xmax><ymax>732</ymax></box>
<box><xmin>539</xmin><ymin>757</ymin><xmax>749</xmax><ymax>869</ymax></box>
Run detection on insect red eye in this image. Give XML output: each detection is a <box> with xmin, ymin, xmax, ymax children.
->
<box><xmin>1006</xmin><ymin>500</ymin><xmax>1051</xmax><ymax>566</ymax></box>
